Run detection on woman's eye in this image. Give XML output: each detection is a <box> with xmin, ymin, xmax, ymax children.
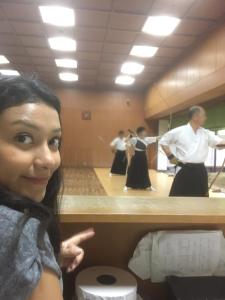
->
<box><xmin>15</xmin><ymin>134</ymin><xmax>33</xmax><ymax>145</ymax></box>
<box><xmin>49</xmin><ymin>137</ymin><xmax>61</xmax><ymax>149</ymax></box>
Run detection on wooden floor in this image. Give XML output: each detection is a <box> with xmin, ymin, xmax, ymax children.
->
<box><xmin>94</xmin><ymin>168</ymin><xmax>225</xmax><ymax>198</ymax></box>
<box><xmin>94</xmin><ymin>168</ymin><xmax>172</xmax><ymax>197</ymax></box>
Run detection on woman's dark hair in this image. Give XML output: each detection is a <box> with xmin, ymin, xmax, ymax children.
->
<box><xmin>136</xmin><ymin>126</ymin><xmax>146</xmax><ymax>134</ymax></box>
<box><xmin>0</xmin><ymin>74</ymin><xmax>62</xmax><ymax>257</ymax></box>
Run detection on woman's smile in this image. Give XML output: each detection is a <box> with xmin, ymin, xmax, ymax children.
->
<box><xmin>21</xmin><ymin>176</ymin><xmax>50</xmax><ymax>186</ymax></box>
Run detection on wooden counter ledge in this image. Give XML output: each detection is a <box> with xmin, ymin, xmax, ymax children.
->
<box><xmin>60</xmin><ymin>196</ymin><xmax>225</xmax><ymax>224</ymax></box>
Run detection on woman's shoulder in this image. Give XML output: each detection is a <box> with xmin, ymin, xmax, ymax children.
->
<box><xmin>0</xmin><ymin>205</ymin><xmax>61</xmax><ymax>299</ymax></box>
<box><xmin>0</xmin><ymin>205</ymin><xmax>40</xmax><ymax>241</ymax></box>
<box><xmin>0</xmin><ymin>205</ymin><xmax>56</xmax><ymax>265</ymax></box>
<box><xmin>0</xmin><ymin>205</ymin><xmax>58</xmax><ymax>260</ymax></box>
<box><xmin>0</xmin><ymin>204</ymin><xmax>24</xmax><ymax>221</ymax></box>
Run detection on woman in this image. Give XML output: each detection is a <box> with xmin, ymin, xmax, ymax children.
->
<box><xmin>125</xmin><ymin>126</ymin><xmax>158</xmax><ymax>191</ymax></box>
<box><xmin>0</xmin><ymin>75</ymin><xmax>95</xmax><ymax>300</ymax></box>
<box><xmin>110</xmin><ymin>130</ymin><xmax>128</xmax><ymax>176</ymax></box>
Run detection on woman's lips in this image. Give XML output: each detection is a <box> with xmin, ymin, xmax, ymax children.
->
<box><xmin>22</xmin><ymin>176</ymin><xmax>49</xmax><ymax>185</ymax></box>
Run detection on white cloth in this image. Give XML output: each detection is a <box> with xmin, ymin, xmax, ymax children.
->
<box><xmin>110</xmin><ymin>137</ymin><xmax>126</xmax><ymax>151</ymax></box>
<box><xmin>130</xmin><ymin>137</ymin><xmax>157</xmax><ymax>151</ymax></box>
<box><xmin>150</xmin><ymin>230</ymin><xmax>223</xmax><ymax>282</ymax></box>
<box><xmin>159</xmin><ymin>123</ymin><xmax>223</xmax><ymax>163</ymax></box>
<box><xmin>128</xmin><ymin>233</ymin><xmax>153</xmax><ymax>280</ymax></box>
<box><xmin>128</xmin><ymin>230</ymin><xmax>225</xmax><ymax>283</ymax></box>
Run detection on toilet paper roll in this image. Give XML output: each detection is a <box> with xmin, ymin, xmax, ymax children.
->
<box><xmin>76</xmin><ymin>266</ymin><xmax>137</xmax><ymax>300</ymax></box>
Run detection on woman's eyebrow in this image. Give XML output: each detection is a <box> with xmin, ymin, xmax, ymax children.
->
<box><xmin>11</xmin><ymin>120</ymin><xmax>61</xmax><ymax>133</ymax></box>
<box><xmin>52</xmin><ymin>128</ymin><xmax>62</xmax><ymax>133</ymax></box>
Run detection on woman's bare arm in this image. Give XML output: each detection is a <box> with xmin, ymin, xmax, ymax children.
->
<box><xmin>29</xmin><ymin>268</ymin><xmax>63</xmax><ymax>300</ymax></box>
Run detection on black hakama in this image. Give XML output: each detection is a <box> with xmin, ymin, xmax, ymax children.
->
<box><xmin>110</xmin><ymin>150</ymin><xmax>128</xmax><ymax>175</ymax></box>
<box><xmin>169</xmin><ymin>163</ymin><xmax>208</xmax><ymax>197</ymax></box>
<box><xmin>126</xmin><ymin>150</ymin><xmax>151</xmax><ymax>189</ymax></box>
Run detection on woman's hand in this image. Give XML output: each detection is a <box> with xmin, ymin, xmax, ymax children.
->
<box><xmin>60</xmin><ymin>228</ymin><xmax>95</xmax><ymax>273</ymax></box>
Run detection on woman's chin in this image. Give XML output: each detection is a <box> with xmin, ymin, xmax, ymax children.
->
<box><xmin>31</xmin><ymin>190</ymin><xmax>46</xmax><ymax>202</ymax></box>
<box><xmin>19</xmin><ymin>188</ymin><xmax>46</xmax><ymax>203</ymax></box>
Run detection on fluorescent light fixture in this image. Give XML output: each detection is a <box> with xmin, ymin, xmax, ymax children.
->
<box><xmin>39</xmin><ymin>6</ymin><xmax>75</xmax><ymax>27</ymax></box>
<box><xmin>142</xmin><ymin>16</ymin><xmax>181</xmax><ymax>36</ymax></box>
<box><xmin>48</xmin><ymin>37</ymin><xmax>76</xmax><ymax>51</ymax></box>
<box><xmin>0</xmin><ymin>69</ymin><xmax>19</xmax><ymax>76</ymax></box>
<box><xmin>130</xmin><ymin>45</ymin><xmax>158</xmax><ymax>58</ymax></box>
<box><xmin>115</xmin><ymin>75</ymin><xmax>135</xmax><ymax>85</ymax></box>
<box><xmin>0</xmin><ymin>55</ymin><xmax>9</xmax><ymax>64</ymax></box>
<box><xmin>59</xmin><ymin>72</ymin><xmax>78</xmax><ymax>81</ymax></box>
<box><xmin>121</xmin><ymin>62</ymin><xmax>145</xmax><ymax>75</ymax></box>
<box><xmin>55</xmin><ymin>58</ymin><xmax>77</xmax><ymax>69</ymax></box>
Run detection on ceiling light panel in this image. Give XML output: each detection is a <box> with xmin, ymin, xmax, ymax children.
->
<box><xmin>39</xmin><ymin>6</ymin><xmax>75</xmax><ymax>27</ymax></box>
<box><xmin>55</xmin><ymin>58</ymin><xmax>77</xmax><ymax>69</ymax></box>
<box><xmin>0</xmin><ymin>70</ymin><xmax>20</xmax><ymax>76</ymax></box>
<box><xmin>0</xmin><ymin>55</ymin><xmax>9</xmax><ymax>64</ymax></box>
<box><xmin>121</xmin><ymin>62</ymin><xmax>145</xmax><ymax>75</ymax></box>
<box><xmin>115</xmin><ymin>75</ymin><xmax>135</xmax><ymax>85</ymax></box>
<box><xmin>48</xmin><ymin>37</ymin><xmax>76</xmax><ymax>51</ymax></box>
<box><xmin>142</xmin><ymin>16</ymin><xmax>181</xmax><ymax>36</ymax></box>
<box><xmin>130</xmin><ymin>45</ymin><xmax>158</xmax><ymax>58</ymax></box>
<box><xmin>59</xmin><ymin>72</ymin><xmax>78</xmax><ymax>81</ymax></box>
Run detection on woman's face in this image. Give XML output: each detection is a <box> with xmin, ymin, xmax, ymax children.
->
<box><xmin>0</xmin><ymin>102</ymin><xmax>61</xmax><ymax>202</ymax></box>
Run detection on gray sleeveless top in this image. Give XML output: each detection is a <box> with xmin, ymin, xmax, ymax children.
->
<box><xmin>0</xmin><ymin>205</ymin><xmax>62</xmax><ymax>300</ymax></box>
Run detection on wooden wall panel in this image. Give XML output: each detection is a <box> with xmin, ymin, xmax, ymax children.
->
<box><xmin>145</xmin><ymin>21</ymin><xmax>225</xmax><ymax>119</ymax></box>
<box><xmin>55</xmin><ymin>88</ymin><xmax>148</xmax><ymax>167</ymax></box>
<box><xmin>216</xmin><ymin>26</ymin><xmax>225</xmax><ymax>69</ymax></box>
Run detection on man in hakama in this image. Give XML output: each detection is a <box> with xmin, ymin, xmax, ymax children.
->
<box><xmin>160</xmin><ymin>106</ymin><xmax>225</xmax><ymax>197</ymax></box>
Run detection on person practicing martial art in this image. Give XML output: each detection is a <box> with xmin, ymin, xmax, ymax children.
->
<box><xmin>127</xmin><ymin>129</ymin><xmax>136</xmax><ymax>139</ymax></box>
<box><xmin>110</xmin><ymin>130</ymin><xmax>128</xmax><ymax>176</ymax></box>
<box><xmin>124</xmin><ymin>126</ymin><xmax>158</xmax><ymax>191</ymax></box>
<box><xmin>125</xmin><ymin>129</ymin><xmax>137</xmax><ymax>168</ymax></box>
<box><xmin>160</xmin><ymin>106</ymin><xmax>225</xmax><ymax>197</ymax></box>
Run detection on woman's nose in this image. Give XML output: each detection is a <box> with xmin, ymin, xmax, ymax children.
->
<box><xmin>34</xmin><ymin>145</ymin><xmax>59</xmax><ymax>170</ymax></box>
